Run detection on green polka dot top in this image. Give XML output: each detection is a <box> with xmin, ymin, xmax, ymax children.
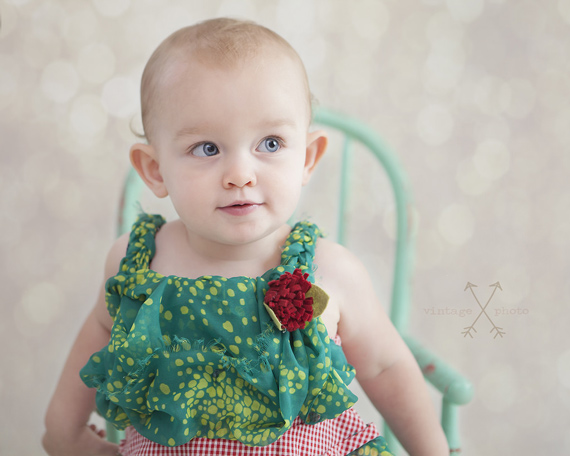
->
<box><xmin>81</xmin><ymin>213</ymin><xmax>359</xmax><ymax>447</ymax></box>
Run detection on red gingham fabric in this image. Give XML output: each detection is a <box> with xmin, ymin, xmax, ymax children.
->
<box><xmin>118</xmin><ymin>335</ymin><xmax>381</xmax><ymax>456</ymax></box>
<box><xmin>119</xmin><ymin>408</ymin><xmax>380</xmax><ymax>456</ymax></box>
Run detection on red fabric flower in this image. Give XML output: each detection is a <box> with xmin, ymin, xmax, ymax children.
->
<box><xmin>264</xmin><ymin>269</ymin><xmax>314</xmax><ymax>331</ymax></box>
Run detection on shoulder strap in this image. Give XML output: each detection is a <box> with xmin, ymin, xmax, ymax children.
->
<box><xmin>280</xmin><ymin>221</ymin><xmax>323</xmax><ymax>279</ymax></box>
<box><xmin>120</xmin><ymin>213</ymin><xmax>166</xmax><ymax>273</ymax></box>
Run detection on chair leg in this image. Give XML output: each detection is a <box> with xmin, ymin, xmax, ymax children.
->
<box><xmin>441</xmin><ymin>398</ymin><xmax>462</xmax><ymax>453</ymax></box>
<box><xmin>106</xmin><ymin>422</ymin><xmax>124</xmax><ymax>444</ymax></box>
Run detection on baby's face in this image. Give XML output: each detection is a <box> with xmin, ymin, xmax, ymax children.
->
<box><xmin>147</xmin><ymin>50</ymin><xmax>314</xmax><ymax>248</ymax></box>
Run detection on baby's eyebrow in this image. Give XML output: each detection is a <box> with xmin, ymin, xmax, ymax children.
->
<box><xmin>259</xmin><ymin>117</ymin><xmax>298</xmax><ymax>129</ymax></box>
<box><xmin>174</xmin><ymin>126</ymin><xmax>203</xmax><ymax>139</ymax></box>
<box><xmin>174</xmin><ymin>118</ymin><xmax>298</xmax><ymax>139</ymax></box>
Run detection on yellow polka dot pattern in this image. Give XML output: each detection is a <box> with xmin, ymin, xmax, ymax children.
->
<box><xmin>347</xmin><ymin>436</ymin><xmax>393</xmax><ymax>456</ymax></box>
<box><xmin>80</xmin><ymin>214</ymin><xmax>358</xmax><ymax>448</ymax></box>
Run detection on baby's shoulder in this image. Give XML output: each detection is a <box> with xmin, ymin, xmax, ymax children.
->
<box><xmin>103</xmin><ymin>233</ymin><xmax>130</xmax><ymax>278</ymax></box>
<box><xmin>314</xmin><ymin>238</ymin><xmax>367</xmax><ymax>273</ymax></box>
<box><xmin>313</xmin><ymin>238</ymin><xmax>371</xmax><ymax>294</ymax></box>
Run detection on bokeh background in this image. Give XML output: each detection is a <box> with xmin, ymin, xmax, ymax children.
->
<box><xmin>1</xmin><ymin>0</ymin><xmax>569</xmax><ymax>454</ymax></box>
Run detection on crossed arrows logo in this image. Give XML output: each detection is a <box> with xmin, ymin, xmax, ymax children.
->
<box><xmin>462</xmin><ymin>282</ymin><xmax>505</xmax><ymax>339</ymax></box>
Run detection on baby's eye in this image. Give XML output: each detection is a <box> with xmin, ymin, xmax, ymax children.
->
<box><xmin>257</xmin><ymin>137</ymin><xmax>282</xmax><ymax>153</ymax></box>
<box><xmin>192</xmin><ymin>142</ymin><xmax>219</xmax><ymax>157</ymax></box>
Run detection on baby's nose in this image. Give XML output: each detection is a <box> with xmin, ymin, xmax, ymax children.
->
<box><xmin>222</xmin><ymin>151</ymin><xmax>257</xmax><ymax>188</ymax></box>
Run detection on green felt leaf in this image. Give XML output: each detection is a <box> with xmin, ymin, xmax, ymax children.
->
<box><xmin>263</xmin><ymin>302</ymin><xmax>285</xmax><ymax>331</ymax></box>
<box><xmin>307</xmin><ymin>284</ymin><xmax>329</xmax><ymax>318</ymax></box>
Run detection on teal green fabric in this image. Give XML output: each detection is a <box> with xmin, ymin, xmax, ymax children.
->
<box><xmin>81</xmin><ymin>213</ymin><xmax>359</xmax><ymax>447</ymax></box>
<box><xmin>348</xmin><ymin>436</ymin><xmax>392</xmax><ymax>456</ymax></box>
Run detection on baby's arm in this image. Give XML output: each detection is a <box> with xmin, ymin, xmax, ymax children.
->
<box><xmin>315</xmin><ymin>239</ymin><xmax>448</xmax><ymax>456</ymax></box>
<box><xmin>43</xmin><ymin>234</ymin><xmax>129</xmax><ymax>456</ymax></box>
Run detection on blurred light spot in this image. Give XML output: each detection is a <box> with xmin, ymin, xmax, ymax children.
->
<box><xmin>560</xmin><ymin>0</ymin><xmax>570</xmax><ymax>24</ymax></box>
<box><xmin>473</xmin><ymin>139</ymin><xmax>510</xmax><ymax>180</ymax></box>
<box><xmin>0</xmin><ymin>54</ymin><xmax>20</xmax><ymax>110</ymax></box>
<box><xmin>335</xmin><ymin>54</ymin><xmax>373</xmax><ymax>99</ymax></box>
<box><xmin>217</xmin><ymin>0</ymin><xmax>256</xmax><ymax>19</ymax></box>
<box><xmin>276</xmin><ymin>0</ymin><xmax>316</xmax><ymax>32</ymax></box>
<box><xmin>92</xmin><ymin>0</ymin><xmax>130</xmax><ymax>17</ymax></box>
<box><xmin>557</xmin><ymin>348</ymin><xmax>570</xmax><ymax>388</ymax></box>
<box><xmin>101</xmin><ymin>76</ymin><xmax>138</xmax><ymax>118</ymax></box>
<box><xmin>423</xmin><ymin>43</ymin><xmax>465</xmax><ymax>94</ymax></box>
<box><xmin>40</xmin><ymin>60</ymin><xmax>79</xmax><ymax>103</ymax></box>
<box><xmin>125</xmin><ymin>14</ymin><xmax>159</xmax><ymax>52</ymax></box>
<box><xmin>31</xmin><ymin>1</ymin><xmax>67</xmax><ymax>36</ymax></box>
<box><xmin>551</xmin><ymin>108</ymin><xmax>570</xmax><ymax>145</ymax></box>
<box><xmin>426</xmin><ymin>12</ymin><xmax>465</xmax><ymax>46</ymax></box>
<box><xmin>537</xmin><ymin>71</ymin><xmax>570</xmax><ymax>111</ymax></box>
<box><xmin>63</xmin><ymin>9</ymin><xmax>99</xmax><ymax>45</ymax></box>
<box><xmin>475</xmin><ymin>116</ymin><xmax>511</xmax><ymax>143</ymax></box>
<box><xmin>473</xmin><ymin>76</ymin><xmax>511</xmax><ymax>116</ymax></box>
<box><xmin>416</xmin><ymin>104</ymin><xmax>454</xmax><ymax>145</ymax></box>
<box><xmin>528</xmin><ymin>35</ymin><xmax>565</xmax><ymax>74</ymax></box>
<box><xmin>77</xmin><ymin>43</ymin><xmax>116</xmax><ymax>84</ymax></box>
<box><xmin>496</xmin><ymin>263</ymin><xmax>530</xmax><ymax>305</ymax></box>
<box><xmin>387</xmin><ymin>56</ymin><xmax>422</xmax><ymax>113</ymax></box>
<box><xmin>456</xmin><ymin>158</ymin><xmax>492</xmax><ymax>196</ymax></box>
<box><xmin>69</xmin><ymin>94</ymin><xmax>108</xmax><ymax>136</ymax></box>
<box><xmin>350</xmin><ymin>0</ymin><xmax>390</xmax><ymax>41</ymax></box>
<box><xmin>446</xmin><ymin>0</ymin><xmax>484</xmax><ymax>22</ymax></box>
<box><xmin>479</xmin><ymin>365</ymin><xmax>517</xmax><ymax>413</ymax></box>
<box><xmin>20</xmin><ymin>282</ymin><xmax>64</xmax><ymax>325</ymax></box>
<box><xmin>155</xmin><ymin>6</ymin><xmax>194</xmax><ymax>43</ymax></box>
<box><xmin>437</xmin><ymin>204</ymin><xmax>474</xmax><ymax>245</ymax></box>
<box><xmin>20</xmin><ymin>27</ymin><xmax>62</xmax><ymax>70</ymax></box>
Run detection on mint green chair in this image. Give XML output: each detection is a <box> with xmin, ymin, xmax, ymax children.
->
<box><xmin>110</xmin><ymin>107</ymin><xmax>473</xmax><ymax>453</ymax></box>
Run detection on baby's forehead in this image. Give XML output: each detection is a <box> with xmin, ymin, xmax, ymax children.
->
<box><xmin>149</xmin><ymin>42</ymin><xmax>309</xmax><ymax>108</ymax></box>
<box><xmin>154</xmin><ymin>39</ymin><xmax>303</xmax><ymax>87</ymax></box>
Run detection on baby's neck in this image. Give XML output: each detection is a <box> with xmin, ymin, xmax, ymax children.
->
<box><xmin>151</xmin><ymin>220</ymin><xmax>291</xmax><ymax>279</ymax></box>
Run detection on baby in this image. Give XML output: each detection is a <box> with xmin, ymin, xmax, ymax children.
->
<box><xmin>43</xmin><ymin>18</ymin><xmax>448</xmax><ymax>456</ymax></box>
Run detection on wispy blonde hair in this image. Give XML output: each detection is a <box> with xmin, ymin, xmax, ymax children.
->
<box><xmin>140</xmin><ymin>18</ymin><xmax>311</xmax><ymax>142</ymax></box>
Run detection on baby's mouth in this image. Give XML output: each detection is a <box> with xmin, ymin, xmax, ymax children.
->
<box><xmin>219</xmin><ymin>201</ymin><xmax>261</xmax><ymax>216</ymax></box>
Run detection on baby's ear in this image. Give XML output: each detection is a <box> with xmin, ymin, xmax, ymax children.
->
<box><xmin>303</xmin><ymin>130</ymin><xmax>328</xmax><ymax>185</ymax></box>
<box><xmin>130</xmin><ymin>143</ymin><xmax>168</xmax><ymax>198</ymax></box>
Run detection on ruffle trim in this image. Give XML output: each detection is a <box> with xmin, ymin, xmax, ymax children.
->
<box><xmin>80</xmin><ymin>214</ymin><xmax>357</xmax><ymax>448</ymax></box>
<box><xmin>117</xmin><ymin>408</ymin><xmax>389</xmax><ymax>456</ymax></box>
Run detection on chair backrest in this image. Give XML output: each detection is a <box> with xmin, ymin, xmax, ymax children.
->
<box><xmin>117</xmin><ymin>107</ymin><xmax>414</xmax><ymax>334</ymax></box>
<box><xmin>311</xmin><ymin>108</ymin><xmax>414</xmax><ymax>334</ymax></box>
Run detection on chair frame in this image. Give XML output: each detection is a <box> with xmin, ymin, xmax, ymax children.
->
<box><xmin>312</xmin><ymin>108</ymin><xmax>473</xmax><ymax>453</ymax></box>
